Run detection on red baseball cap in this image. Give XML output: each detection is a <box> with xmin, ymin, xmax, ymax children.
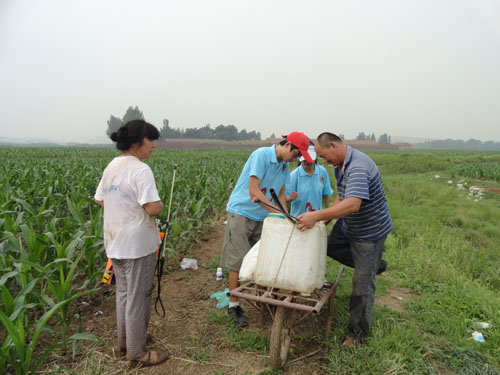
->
<box><xmin>286</xmin><ymin>132</ymin><xmax>313</xmax><ymax>163</ymax></box>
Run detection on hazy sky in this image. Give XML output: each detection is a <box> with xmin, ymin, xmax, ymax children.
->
<box><xmin>1</xmin><ymin>0</ymin><xmax>500</xmax><ymax>143</ymax></box>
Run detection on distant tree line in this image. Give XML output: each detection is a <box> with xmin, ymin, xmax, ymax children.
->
<box><xmin>106</xmin><ymin>106</ymin><xmax>261</xmax><ymax>141</ymax></box>
<box><xmin>106</xmin><ymin>106</ymin><xmax>145</xmax><ymax>138</ymax></box>
<box><xmin>416</xmin><ymin>138</ymin><xmax>500</xmax><ymax>151</ymax></box>
<box><xmin>159</xmin><ymin>120</ymin><xmax>261</xmax><ymax>141</ymax></box>
<box><xmin>355</xmin><ymin>132</ymin><xmax>391</xmax><ymax>144</ymax></box>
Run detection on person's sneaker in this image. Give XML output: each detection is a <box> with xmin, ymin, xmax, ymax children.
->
<box><xmin>377</xmin><ymin>259</ymin><xmax>387</xmax><ymax>275</ymax></box>
<box><xmin>227</xmin><ymin>306</ymin><xmax>248</xmax><ymax>327</ymax></box>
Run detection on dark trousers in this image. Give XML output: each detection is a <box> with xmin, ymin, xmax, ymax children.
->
<box><xmin>327</xmin><ymin>220</ymin><xmax>386</xmax><ymax>340</ymax></box>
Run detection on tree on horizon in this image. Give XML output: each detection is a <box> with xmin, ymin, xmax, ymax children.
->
<box><xmin>378</xmin><ymin>133</ymin><xmax>391</xmax><ymax>144</ymax></box>
<box><xmin>106</xmin><ymin>106</ymin><xmax>145</xmax><ymax>138</ymax></box>
<box><xmin>106</xmin><ymin>115</ymin><xmax>123</xmax><ymax>138</ymax></box>
<box><xmin>159</xmin><ymin>120</ymin><xmax>261</xmax><ymax>141</ymax></box>
<box><xmin>122</xmin><ymin>106</ymin><xmax>145</xmax><ymax>124</ymax></box>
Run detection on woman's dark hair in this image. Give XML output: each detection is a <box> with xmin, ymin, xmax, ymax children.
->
<box><xmin>110</xmin><ymin>120</ymin><xmax>160</xmax><ymax>151</ymax></box>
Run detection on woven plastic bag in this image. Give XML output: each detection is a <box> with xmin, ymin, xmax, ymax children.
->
<box><xmin>239</xmin><ymin>240</ymin><xmax>260</xmax><ymax>282</ymax></box>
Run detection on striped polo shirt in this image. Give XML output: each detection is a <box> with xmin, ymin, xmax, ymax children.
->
<box><xmin>335</xmin><ymin>146</ymin><xmax>393</xmax><ymax>241</ymax></box>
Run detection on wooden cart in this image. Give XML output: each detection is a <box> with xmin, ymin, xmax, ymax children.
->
<box><xmin>228</xmin><ymin>266</ymin><xmax>344</xmax><ymax>369</ymax></box>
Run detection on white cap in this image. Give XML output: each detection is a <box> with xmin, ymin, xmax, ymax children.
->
<box><xmin>300</xmin><ymin>145</ymin><xmax>316</xmax><ymax>162</ymax></box>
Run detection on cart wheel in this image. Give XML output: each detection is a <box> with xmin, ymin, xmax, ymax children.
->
<box><xmin>269</xmin><ymin>306</ymin><xmax>295</xmax><ymax>369</ymax></box>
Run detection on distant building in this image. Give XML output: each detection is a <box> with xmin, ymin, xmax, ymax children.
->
<box><xmin>264</xmin><ymin>137</ymin><xmax>284</xmax><ymax>144</ymax></box>
<box><xmin>344</xmin><ymin>139</ymin><xmax>400</xmax><ymax>150</ymax></box>
<box><xmin>393</xmin><ymin>142</ymin><xmax>412</xmax><ymax>149</ymax></box>
<box><xmin>345</xmin><ymin>140</ymin><xmax>379</xmax><ymax>147</ymax></box>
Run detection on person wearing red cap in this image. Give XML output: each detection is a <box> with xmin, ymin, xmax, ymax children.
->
<box><xmin>221</xmin><ymin>132</ymin><xmax>312</xmax><ymax>326</ymax></box>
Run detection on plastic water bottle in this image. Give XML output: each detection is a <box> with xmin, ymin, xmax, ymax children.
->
<box><xmin>473</xmin><ymin>322</ymin><xmax>491</xmax><ymax>329</ymax></box>
<box><xmin>472</xmin><ymin>331</ymin><xmax>485</xmax><ymax>343</ymax></box>
<box><xmin>216</xmin><ymin>267</ymin><xmax>223</xmax><ymax>281</ymax></box>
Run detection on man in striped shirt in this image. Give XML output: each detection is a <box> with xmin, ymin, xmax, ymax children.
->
<box><xmin>297</xmin><ymin>132</ymin><xmax>393</xmax><ymax>345</ymax></box>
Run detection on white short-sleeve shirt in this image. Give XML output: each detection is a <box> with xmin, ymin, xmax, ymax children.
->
<box><xmin>95</xmin><ymin>156</ymin><xmax>161</xmax><ymax>259</ymax></box>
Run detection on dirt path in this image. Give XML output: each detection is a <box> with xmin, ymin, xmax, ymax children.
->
<box><xmin>42</xmin><ymin>219</ymin><xmax>414</xmax><ymax>375</ymax></box>
<box><xmin>68</xmin><ymin>219</ymin><xmax>336</xmax><ymax>375</ymax></box>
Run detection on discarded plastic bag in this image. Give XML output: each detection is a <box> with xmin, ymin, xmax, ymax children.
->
<box><xmin>180</xmin><ymin>258</ymin><xmax>198</xmax><ymax>270</ymax></box>
<box><xmin>472</xmin><ymin>331</ymin><xmax>485</xmax><ymax>342</ymax></box>
<box><xmin>210</xmin><ymin>288</ymin><xmax>230</xmax><ymax>309</ymax></box>
<box><xmin>239</xmin><ymin>240</ymin><xmax>260</xmax><ymax>282</ymax></box>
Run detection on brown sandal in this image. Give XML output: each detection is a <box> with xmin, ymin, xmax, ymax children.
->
<box><xmin>119</xmin><ymin>333</ymin><xmax>153</xmax><ymax>358</ymax></box>
<box><xmin>132</xmin><ymin>350</ymin><xmax>169</xmax><ymax>367</ymax></box>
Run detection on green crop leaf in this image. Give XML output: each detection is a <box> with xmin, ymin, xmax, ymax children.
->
<box><xmin>0</xmin><ymin>270</ymin><xmax>18</xmax><ymax>286</ymax></box>
<box><xmin>1</xmin><ymin>286</ymin><xmax>14</xmax><ymax>316</ymax></box>
<box><xmin>69</xmin><ymin>333</ymin><xmax>105</xmax><ymax>344</ymax></box>
<box><xmin>0</xmin><ymin>309</ymin><xmax>25</xmax><ymax>363</ymax></box>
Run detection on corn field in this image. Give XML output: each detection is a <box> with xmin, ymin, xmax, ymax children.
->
<box><xmin>2</xmin><ymin>147</ymin><xmax>500</xmax><ymax>375</ymax></box>
<box><xmin>0</xmin><ymin>147</ymin><xmax>249</xmax><ymax>375</ymax></box>
<box><xmin>451</xmin><ymin>162</ymin><xmax>500</xmax><ymax>182</ymax></box>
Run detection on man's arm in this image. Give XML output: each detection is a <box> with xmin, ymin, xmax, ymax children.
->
<box><xmin>322</xmin><ymin>194</ymin><xmax>338</xmax><ymax>225</ymax></box>
<box><xmin>296</xmin><ymin>196</ymin><xmax>361</xmax><ymax>231</ymax></box>
<box><xmin>143</xmin><ymin>201</ymin><xmax>163</xmax><ymax>216</ymax></box>
<box><xmin>95</xmin><ymin>199</ymin><xmax>103</xmax><ymax>207</ymax></box>
<box><xmin>249</xmin><ymin>176</ymin><xmax>282</xmax><ymax>214</ymax></box>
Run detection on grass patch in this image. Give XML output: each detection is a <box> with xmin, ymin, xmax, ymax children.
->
<box><xmin>187</xmin><ymin>334</ymin><xmax>214</xmax><ymax>363</ymax></box>
<box><xmin>206</xmin><ymin>310</ymin><xmax>231</xmax><ymax>325</ymax></box>
<box><xmin>202</xmin><ymin>256</ymin><xmax>221</xmax><ymax>272</ymax></box>
<box><xmin>221</xmin><ymin>326</ymin><xmax>268</xmax><ymax>353</ymax></box>
<box><xmin>320</xmin><ymin>168</ymin><xmax>500</xmax><ymax>374</ymax></box>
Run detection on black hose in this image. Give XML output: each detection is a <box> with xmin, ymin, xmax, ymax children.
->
<box><xmin>154</xmin><ymin>220</ymin><xmax>169</xmax><ymax>317</ymax></box>
<box><xmin>270</xmin><ymin>188</ymin><xmax>287</xmax><ymax>214</ymax></box>
<box><xmin>154</xmin><ymin>256</ymin><xmax>166</xmax><ymax>317</ymax></box>
<box><xmin>254</xmin><ymin>199</ymin><xmax>297</xmax><ymax>223</ymax></box>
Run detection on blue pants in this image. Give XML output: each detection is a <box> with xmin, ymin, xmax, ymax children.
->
<box><xmin>327</xmin><ymin>220</ymin><xmax>386</xmax><ymax>340</ymax></box>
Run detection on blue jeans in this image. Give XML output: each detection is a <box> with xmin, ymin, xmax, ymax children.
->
<box><xmin>327</xmin><ymin>220</ymin><xmax>386</xmax><ymax>340</ymax></box>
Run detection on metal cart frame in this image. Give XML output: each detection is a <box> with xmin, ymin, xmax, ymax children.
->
<box><xmin>228</xmin><ymin>266</ymin><xmax>344</xmax><ymax>369</ymax></box>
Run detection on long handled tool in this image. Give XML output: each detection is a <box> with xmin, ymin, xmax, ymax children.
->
<box><xmin>155</xmin><ymin>163</ymin><xmax>177</xmax><ymax>317</ymax></box>
<box><xmin>269</xmin><ymin>188</ymin><xmax>288</xmax><ymax>215</ymax></box>
<box><xmin>255</xmin><ymin>198</ymin><xmax>297</xmax><ymax>223</ymax></box>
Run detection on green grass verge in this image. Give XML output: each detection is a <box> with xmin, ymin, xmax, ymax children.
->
<box><xmin>207</xmin><ymin>160</ymin><xmax>500</xmax><ymax>374</ymax></box>
<box><xmin>319</xmin><ymin>172</ymin><xmax>500</xmax><ymax>374</ymax></box>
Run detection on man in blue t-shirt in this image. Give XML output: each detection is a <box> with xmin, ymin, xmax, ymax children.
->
<box><xmin>297</xmin><ymin>132</ymin><xmax>393</xmax><ymax>345</ymax></box>
<box><xmin>221</xmin><ymin>132</ymin><xmax>313</xmax><ymax>327</ymax></box>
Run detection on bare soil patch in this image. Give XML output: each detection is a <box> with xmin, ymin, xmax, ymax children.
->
<box><xmin>43</xmin><ymin>220</ymin><xmax>335</xmax><ymax>374</ymax></box>
<box><xmin>41</xmin><ymin>220</ymin><xmax>414</xmax><ymax>375</ymax></box>
<box><xmin>375</xmin><ymin>286</ymin><xmax>417</xmax><ymax>313</ymax></box>
<box><xmin>484</xmin><ymin>187</ymin><xmax>500</xmax><ymax>194</ymax></box>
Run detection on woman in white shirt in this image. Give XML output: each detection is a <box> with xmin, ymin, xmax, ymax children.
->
<box><xmin>95</xmin><ymin>119</ymin><xmax>168</xmax><ymax>367</ymax></box>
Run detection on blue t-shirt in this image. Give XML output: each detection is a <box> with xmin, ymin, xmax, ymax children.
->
<box><xmin>335</xmin><ymin>146</ymin><xmax>393</xmax><ymax>241</ymax></box>
<box><xmin>286</xmin><ymin>164</ymin><xmax>333</xmax><ymax>217</ymax></box>
<box><xmin>226</xmin><ymin>145</ymin><xmax>290</xmax><ymax>222</ymax></box>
